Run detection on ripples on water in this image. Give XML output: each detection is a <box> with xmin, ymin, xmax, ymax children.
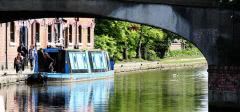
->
<box><xmin>0</xmin><ymin>67</ymin><xmax>208</xmax><ymax>112</ymax></box>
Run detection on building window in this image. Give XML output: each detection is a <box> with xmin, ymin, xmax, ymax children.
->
<box><xmin>64</xmin><ymin>27</ymin><xmax>68</xmax><ymax>48</ymax></box>
<box><xmin>10</xmin><ymin>22</ymin><xmax>15</xmax><ymax>42</ymax></box>
<box><xmin>87</xmin><ymin>27</ymin><xmax>91</xmax><ymax>43</ymax></box>
<box><xmin>78</xmin><ymin>25</ymin><xmax>82</xmax><ymax>43</ymax></box>
<box><xmin>69</xmin><ymin>25</ymin><xmax>72</xmax><ymax>43</ymax></box>
<box><xmin>31</xmin><ymin>23</ymin><xmax>34</xmax><ymax>45</ymax></box>
<box><xmin>56</xmin><ymin>23</ymin><xmax>61</xmax><ymax>42</ymax></box>
<box><xmin>48</xmin><ymin>25</ymin><xmax>52</xmax><ymax>43</ymax></box>
<box><xmin>35</xmin><ymin>22</ymin><xmax>40</xmax><ymax>43</ymax></box>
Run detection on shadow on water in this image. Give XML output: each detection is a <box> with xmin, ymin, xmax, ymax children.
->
<box><xmin>0</xmin><ymin>67</ymin><xmax>208</xmax><ymax>112</ymax></box>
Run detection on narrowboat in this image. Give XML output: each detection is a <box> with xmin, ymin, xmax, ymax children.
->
<box><xmin>27</xmin><ymin>48</ymin><xmax>114</xmax><ymax>83</ymax></box>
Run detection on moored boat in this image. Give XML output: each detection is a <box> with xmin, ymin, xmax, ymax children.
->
<box><xmin>27</xmin><ymin>47</ymin><xmax>114</xmax><ymax>83</ymax></box>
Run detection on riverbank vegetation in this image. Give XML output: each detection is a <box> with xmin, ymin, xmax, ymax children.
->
<box><xmin>94</xmin><ymin>19</ymin><xmax>203</xmax><ymax>62</ymax></box>
<box><xmin>166</xmin><ymin>48</ymin><xmax>202</xmax><ymax>58</ymax></box>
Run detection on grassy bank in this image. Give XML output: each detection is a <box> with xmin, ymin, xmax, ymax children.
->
<box><xmin>160</xmin><ymin>55</ymin><xmax>206</xmax><ymax>64</ymax></box>
<box><xmin>117</xmin><ymin>48</ymin><xmax>204</xmax><ymax>63</ymax></box>
<box><xmin>114</xmin><ymin>55</ymin><xmax>207</xmax><ymax>73</ymax></box>
<box><xmin>114</xmin><ymin>48</ymin><xmax>206</xmax><ymax>73</ymax></box>
<box><xmin>166</xmin><ymin>48</ymin><xmax>202</xmax><ymax>58</ymax></box>
<box><xmin>117</xmin><ymin>55</ymin><xmax>206</xmax><ymax>64</ymax></box>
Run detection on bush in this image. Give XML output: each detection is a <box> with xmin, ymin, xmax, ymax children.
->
<box><xmin>146</xmin><ymin>50</ymin><xmax>159</xmax><ymax>61</ymax></box>
<box><xmin>166</xmin><ymin>48</ymin><xmax>202</xmax><ymax>57</ymax></box>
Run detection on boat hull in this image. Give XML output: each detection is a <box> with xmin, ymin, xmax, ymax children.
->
<box><xmin>39</xmin><ymin>70</ymin><xmax>114</xmax><ymax>83</ymax></box>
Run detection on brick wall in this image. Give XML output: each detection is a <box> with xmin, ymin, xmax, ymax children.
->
<box><xmin>0</xmin><ymin>18</ymin><xmax>95</xmax><ymax>70</ymax></box>
<box><xmin>208</xmin><ymin>65</ymin><xmax>240</xmax><ymax>105</ymax></box>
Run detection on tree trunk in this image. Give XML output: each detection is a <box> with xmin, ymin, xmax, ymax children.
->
<box><xmin>141</xmin><ymin>41</ymin><xmax>149</xmax><ymax>60</ymax></box>
<box><xmin>143</xmin><ymin>47</ymin><xmax>148</xmax><ymax>60</ymax></box>
<box><xmin>123</xmin><ymin>47</ymin><xmax>128</xmax><ymax>60</ymax></box>
<box><xmin>136</xmin><ymin>25</ymin><xmax>143</xmax><ymax>59</ymax></box>
<box><xmin>141</xmin><ymin>46</ymin><xmax>147</xmax><ymax>60</ymax></box>
<box><xmin>136</xmin><ymin>41</ymin><xmax>142</xmax><ymax>59</ymax></box>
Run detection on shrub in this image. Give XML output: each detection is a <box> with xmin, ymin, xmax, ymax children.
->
<box><xmin>166</xmin><ymin>48</ymin><xmax>202</xmax><ymax>57</ymax></box>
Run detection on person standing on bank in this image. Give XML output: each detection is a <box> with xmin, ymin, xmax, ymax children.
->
<box><xmin>14</xmin><ymin>53</ymin><xmax>23</xmax><ymax>73</ymax></box>
<box><xmin>17</xmin><ymin>43</ymin><xmax>28</xmax><ymax>71</ymax></box>
<box><xmin>28</xmin><ymin>45</ymin><xmax>35</xmax><ymax>70</ymax></box>
<box><xmin>17</xmin><ymin>43</ymin><xmax>28</xmax><ymax>58</ymax></box>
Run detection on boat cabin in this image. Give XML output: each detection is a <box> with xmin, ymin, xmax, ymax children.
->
<box><xmin>35</xmin><ymin>48</ymin><xmax>111</xmax><ymax>74</ymax></box>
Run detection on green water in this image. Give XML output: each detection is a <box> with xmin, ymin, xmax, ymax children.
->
<box><xmin>110</xmin><ymin>67</ymin><xmax>208</xmax><ymax>112</ymax></box>
<box><xmin>0</xmin><ymin>67</ymin><xmax>207</xmax><ymax>112</ymax></box>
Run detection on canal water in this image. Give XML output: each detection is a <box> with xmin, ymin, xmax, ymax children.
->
<box><xmin>0</xmin><ymin>67</ymin><xmax>208</xmax><ymax>112</ymax></box>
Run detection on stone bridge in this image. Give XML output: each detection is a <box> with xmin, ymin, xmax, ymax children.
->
<box><xmin>1</xmin><ymin>0</ymin><xmax>240</xmax><ymax>109</ymax></box>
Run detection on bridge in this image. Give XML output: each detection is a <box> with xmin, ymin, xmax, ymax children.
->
<box><xmin>1</xmin><ymin>0</ymin><xmax>240</xmax><ymax>109</ymax></box>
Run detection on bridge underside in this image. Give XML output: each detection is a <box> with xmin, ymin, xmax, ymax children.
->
<box><xmin>1</xmin><ymin>0</ymin><xmax>240</xmax><ymax>110</ymax></box>
<box><xmin>0</xmin><ymin>11</ymin><xmax>99</xmax><ymax>23</ymax></box>
<box><xmin>122</xmin><ymin>0</ymin><xmax>240</xmax><ymax>9</ymax></box>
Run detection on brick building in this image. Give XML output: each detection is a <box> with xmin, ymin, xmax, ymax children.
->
<box><xmin>0</xmin><ymin>18</ymin><xmax>95</xmax><ymax>70</ymax></box>
<box><xmin>169</xmin><ymin>39</ymin><xmax>183</xmax><ymax>51</ymax></box>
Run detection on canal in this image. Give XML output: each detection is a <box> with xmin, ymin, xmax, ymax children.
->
<box><xmin>0</xmin><ymin>67</ymin><xmax>207</xmax><ymax>112</ymax></box>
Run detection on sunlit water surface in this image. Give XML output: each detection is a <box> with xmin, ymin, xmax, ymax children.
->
<box><xmin>0</xmin><ymin>67</ymin><xmax>208</xmax><ymax>112</ymax></box>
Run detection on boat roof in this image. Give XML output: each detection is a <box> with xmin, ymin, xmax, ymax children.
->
<box><xmin>43</xmin><ymin>47</ymin><xmax>107</xmax><ymax>53</ymax></box>
<box><xmin>43</xmin><ymin>48</ymin><xmax>61</xmax><ymax>53</ymax></box>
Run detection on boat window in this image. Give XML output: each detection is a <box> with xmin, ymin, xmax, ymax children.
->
<box><xmin>69</xmin><ymin>52</ymin><xmax>89</xmax><ymax>72</ymax></box>
<box><xmin>92</xmin><ymin>52</ymin><xmax>106</xmax><ymax>69</ymax></box>
<box><xmin>90</xmin><ymin>51</ymin><xmax>108</xmax><ymax>72</ymax></box>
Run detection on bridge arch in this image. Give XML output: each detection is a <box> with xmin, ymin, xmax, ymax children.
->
<box><xmin>0</xmin><ymin>1</ymin><xmax>213</xmax><ymax>63</ymax></box>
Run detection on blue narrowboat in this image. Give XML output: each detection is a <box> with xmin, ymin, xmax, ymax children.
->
<box><xmin>28</xmin><ymin>48</ymin><xmax>114</xmax><ymax>83</ymax></box>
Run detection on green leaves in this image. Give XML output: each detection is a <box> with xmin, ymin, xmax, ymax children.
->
<box><xmin>94</xmin><ymin>19</ymin><xmax>201</xmax><ymax>61</ymax></box>
<box><xmin>95</xmin><ymin>35</ymin><xmax>117</xmax><ymax>58</ymax></box>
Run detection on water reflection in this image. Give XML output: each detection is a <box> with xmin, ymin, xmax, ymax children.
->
<box><xmin>0</xmin><ymin>79</ymin><xmax>114</xmax><ymax>112</ymax></box>
<box><xmin>0</xmin><ymin>67</ymin><xmax>207</xmax><ymax>112</ymax></box>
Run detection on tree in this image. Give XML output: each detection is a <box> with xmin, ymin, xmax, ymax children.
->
<box><xmin>94</xmin><ymin>35</ymin><xmax>117</xmax><ymax>58</ymax></box>
<box><xmin>95</xmin><ymin>19</ymin><xmax>137</xmax><ymax>60</ymax></box>
<box><xmin>139</xmin><ymin>25</ymin><xmax>165</xmax><ymax>59</ymax></box>
<box><xmin>95</xmin><ymin>19</ymin><xmax>181</xmax><ymax>61</ymax></box>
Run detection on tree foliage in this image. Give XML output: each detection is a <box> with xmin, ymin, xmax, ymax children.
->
<box><xmin>95</xmin><ymin>19</ymin><xmax>200</xmax><ymax>61</ymax></box>
<box><xmin>94</xmin><ymin>35</ymin><xmax>117</xmax><ymax>58</ymax></box>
